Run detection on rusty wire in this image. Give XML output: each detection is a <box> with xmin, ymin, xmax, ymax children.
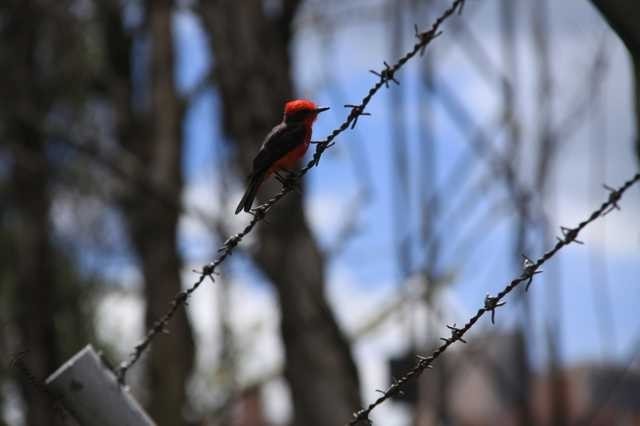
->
<box><xmin>348</xmin><ymin>172</ymin><xmax>640</xmax><ymax>425</ymax></box>
<box><xmin>114</xmin><ymin>0</ymin><xmax>468</xmax><ymax>384</ymax></box>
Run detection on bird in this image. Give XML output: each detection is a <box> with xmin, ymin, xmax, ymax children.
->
<box><xmin>235</xmin><ymin>99</ymin><xmax>329</xmax><ymax>214</ymax></box>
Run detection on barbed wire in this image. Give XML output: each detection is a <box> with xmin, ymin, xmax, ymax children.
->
<box><xmin>114</xmin><ymin>0</ymin><xmax>468</xmax><ymax>384</ymax></box>
<box><xmin>348</xmin><ymin>172</ymin><xmax>640</xmax><ymax>425</ymax></box>
<box><xmin>8</xmin><ymin>349</ymin><xmax>70</xmax><ymax>423</ymax></box>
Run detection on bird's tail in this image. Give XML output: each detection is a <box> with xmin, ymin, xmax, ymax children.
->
<box><xmin>235</xmin><ymin>171</ymin><xmax>266</xmax><ymax>214</ymax></box>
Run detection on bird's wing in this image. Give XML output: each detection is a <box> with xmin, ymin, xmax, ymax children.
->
<box><xmin>251</xmin><ymin>122</ymin><xmax>307</xmax><ymax>174</ymax></box>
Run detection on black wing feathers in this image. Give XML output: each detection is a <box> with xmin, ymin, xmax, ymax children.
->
<box><xmin>251</xmin><ymin>122</ymin><xmax>307</xmax><ymax>174</ymax></box>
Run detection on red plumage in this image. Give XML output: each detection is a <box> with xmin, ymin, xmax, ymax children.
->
<box><xmin>235</xmin><ymin>99</ymin><xmax>329</xmax><ymax>214</ymax></box>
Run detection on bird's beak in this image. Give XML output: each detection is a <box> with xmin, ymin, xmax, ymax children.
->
<box><xmin>314</xmin><ymin>107</ymin><xmax>330</xmax><ymax>113</ymax></box>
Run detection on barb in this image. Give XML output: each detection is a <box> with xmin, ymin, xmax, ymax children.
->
<box><xmin>348</xmin><ymin>172</ymin><xmax>640</xmax><ymax>425</ymax></box>
<box><xmin>115</xmin><ymin>0</ymin><xmax>468</xmax><ymax>384</ymax></box>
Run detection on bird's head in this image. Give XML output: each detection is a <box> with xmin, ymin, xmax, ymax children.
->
<box><xmin>283</xmin><ymin>99</ymin><xmax>329</xmax><ymax>124</ymax></box>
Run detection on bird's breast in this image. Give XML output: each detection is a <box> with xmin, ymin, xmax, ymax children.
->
<box><xmin>275</xmin><ymin>139</ymin><xmax>310</xmax><ymax>170</ymax></box>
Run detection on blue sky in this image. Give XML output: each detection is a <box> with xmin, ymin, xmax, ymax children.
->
<box><xmin>86</xmin><ymin>0</ymin><xmax>640</xmax><ymax>423</ymax></box>
<box><xmin>172</xmin><ymin>0</ymin><xmax>640</xmax><ymax>357</ymax></box>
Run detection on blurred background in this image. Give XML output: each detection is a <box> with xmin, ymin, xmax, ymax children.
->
<box><xmin>1</xmin><ymin>0</ymin><xmax>639</xmax><ymax>425</ymax></box>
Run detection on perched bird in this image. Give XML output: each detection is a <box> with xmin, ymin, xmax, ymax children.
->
<box><xmin>235</xmin><ymin>99</ymin><xmax>329</xmax><ymax>214</ymax></box>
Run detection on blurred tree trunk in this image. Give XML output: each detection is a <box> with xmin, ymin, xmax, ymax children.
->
<box><xmin>7</xmin><ymin>133</ymin><xmax>59</xmax><ymax>426</ymax></box>
<box><xmin>1</xmin><ymin>0</ymin><xmax>109</xmax><ymax>423</ymax></box>
<box><xmin>1</xmin><ymin>2</ymin><xmax>61</xmax><ymax>425</ymax></box>
<box><xmin>200</xmin><ymin>2</ymin><xmax>361</xmax><ymax>425</ymax></box>
<box><xmin>590</xmin><ymin>0</ymin><xmax>640</xmax><ymax>164</ymax></box>
<box><xmin>101</xmin><ymin>1</ymin><xmax>195</xmax><ymax>423</ymax></box>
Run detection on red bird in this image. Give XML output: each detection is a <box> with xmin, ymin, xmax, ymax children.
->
<box><xmin>235</xmin><ymin>99</ymin><xmax>329</xmax><ymax>214</ymax></box>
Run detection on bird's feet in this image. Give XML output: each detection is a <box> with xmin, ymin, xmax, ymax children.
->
<box><xmin>274</xmin><ymin>170</ymin><xmax>301</xmax><ymax>193</ymax></box>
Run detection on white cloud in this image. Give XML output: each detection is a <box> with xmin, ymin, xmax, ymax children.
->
<box><xmin>551</xmin><ymin>187</ymin><xmax>640</xmax><ymax>257</ymax></box>
<box><xmin>95</xmin><ymin>291</ymin><xmax>144</xmax><ymax>357</ymax></box>
<box><xmin>305</xmin><ymin>190</ymin><xmax>352</xmax><ymax>246</ymax></box>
